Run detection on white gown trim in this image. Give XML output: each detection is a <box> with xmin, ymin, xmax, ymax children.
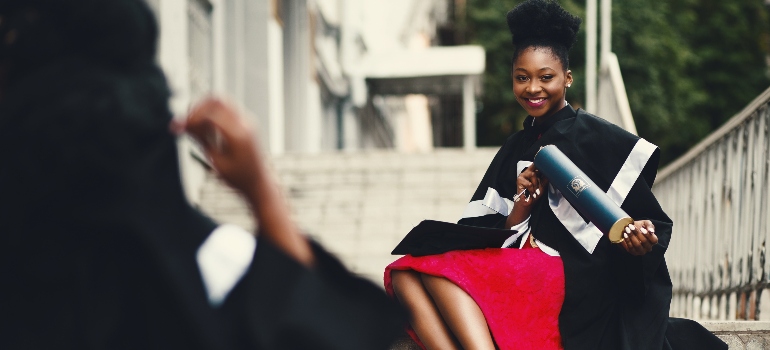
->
<box><xmin>548</xmin><ymin>139</ymin><xmax>657</xmax><ymax>253</ymax></box>
<box><xmin>196</xmin><ymin>224</ymin><xmax>257</xmax><ymax>307</ymax></box>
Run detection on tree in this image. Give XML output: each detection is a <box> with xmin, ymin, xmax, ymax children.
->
<box><xmin>465</xmin><ymin>0</ymin><xmax>770</xmax><ymax>165</ymax></box>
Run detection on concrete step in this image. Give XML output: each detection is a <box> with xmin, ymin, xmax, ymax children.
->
<box><xmin>706</xmin><ymin>321</ymin><xmax>770</xmax><ymax>349</ymax></box>
<box><xmin>197</xmin><ymin>150</ymin><xmax>770</xmax><ymax>349</ymax></box>
<box><xmin>387</xmin><ymin>322</ymin><xmax>770</xmax><ymax>349</ymax></box>
<box><xmin>198</xmin><ymin>148</ymin><xmax>498</xmax><ymax>283</ymax></box>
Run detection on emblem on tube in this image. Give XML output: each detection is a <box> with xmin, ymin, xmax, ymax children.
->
<box><xmin>568</xmin><ymin>176</ymin><xmax>590</xmax><ymax>198</ymax></box>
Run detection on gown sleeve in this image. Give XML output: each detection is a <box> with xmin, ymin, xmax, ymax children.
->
<box><xmin>457</xmin><ymin>135</ymin><xmax>521</xmax><ymax>229</ymax></box>
<box><xmin>221</xmin><ymin>238</ymin><xmax>407</xmax><ymax>350</ymax></box>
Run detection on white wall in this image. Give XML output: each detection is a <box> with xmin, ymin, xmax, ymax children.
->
<box><xmin>153</xmin><ymin>0</ymin><xmax>290</xmax><ymax>203</ymax></box>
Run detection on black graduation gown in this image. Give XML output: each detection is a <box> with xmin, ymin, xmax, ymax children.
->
<box><xmin>0</xmin><ymin>57</ymin><xmax>404</xmax><ymax>350</ymax></box>
<box><xmin>458</xmin><ymin>105</ymin><xmax>725</xmax><ymax>350</ymax></box>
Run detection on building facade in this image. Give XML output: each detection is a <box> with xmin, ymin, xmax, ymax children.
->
<box><xmin>148</xmin><ymin>0</ymin><xmax>483</xmax><ymax>202</ymax></box>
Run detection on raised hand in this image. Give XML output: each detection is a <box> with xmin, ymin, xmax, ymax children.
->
<box><xmin>181</xmin><ymin>97</ymin><xmax>314</xmax><ymax>266</ymax></box>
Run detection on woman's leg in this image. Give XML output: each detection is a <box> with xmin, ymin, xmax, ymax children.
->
<box><xmin>391</xmin><ymin>270</ymin><xmax>461</xmax><ymax>350</ymax></box>
<box><xmin>421</xmin><ymin>274</ymin><xmax>496</xmax><ymax>350</ymax></box>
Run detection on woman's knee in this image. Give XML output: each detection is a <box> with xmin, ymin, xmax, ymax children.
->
<box><xmin>391</xmin><ymin>270</ymin><xmax>421</xmax><ymax>294</ymax></box>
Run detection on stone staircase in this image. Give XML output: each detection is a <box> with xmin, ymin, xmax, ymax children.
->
<box><xmin>197</xmin><ymin>149</ymin><xmax>770</xmax><ymax>349</ymax></box>
<box><xmin>198</xmin><ymin>148</ymin><xmax>498</xmax><ymax>283</ymax></box>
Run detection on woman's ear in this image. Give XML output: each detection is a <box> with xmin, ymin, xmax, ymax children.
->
<box><xmin>565</xmin><ymin>69</ymin><xmax>573</xmax><ymax>88</ymax></box>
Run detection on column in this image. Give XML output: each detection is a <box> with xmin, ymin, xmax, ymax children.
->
<box><xmin>463</xmin><ymin>75</ymin><xmax>476</xmax><ymax>151</ymax></box>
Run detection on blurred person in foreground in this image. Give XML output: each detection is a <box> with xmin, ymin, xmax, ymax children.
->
<box><xmin>0</xmin><ymin>0</ymin><xmax>404</xmax><ymax>349</ymax></box>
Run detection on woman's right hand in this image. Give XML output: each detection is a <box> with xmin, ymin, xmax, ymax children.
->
<box><xmin>515</xmin><ymin>163</ymin><xmax>549</xmax><ymax>208</ymax></box>
<box><xmin>505</xmin><ymin>163</ymin><xmax>548</xmax><ymax>229</ymax></box>
<box><xmin>183</xmin><ymin>98</ymin><xmax>262</xmax><ymax>196</ymax></box>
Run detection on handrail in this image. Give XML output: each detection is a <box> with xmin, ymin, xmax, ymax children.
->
<box><xmin>658</xmin><ymin>87</ymin><xmax>770</xmax><ymax>181</ymax></box>
<box><xmin>653</xmin><ymin>85</ymin><xmax>770</xmax><ymax>321</ymax></box>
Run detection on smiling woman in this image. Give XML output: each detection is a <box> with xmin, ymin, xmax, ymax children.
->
<box><xmin>384</xmin><ymin>0</ymin><xmax>726</xmax><ymax>349</ymax></box>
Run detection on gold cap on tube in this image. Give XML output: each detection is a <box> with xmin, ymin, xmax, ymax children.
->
<box><xmin>608</xmin><ymin>217</ymin><xmax>634</xmax><ymax>243</ymax></box>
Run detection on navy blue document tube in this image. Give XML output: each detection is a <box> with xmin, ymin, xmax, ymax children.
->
<box><xmin>533</xmin><ymin>145</ymin><xmax>632</xmax><ymax>243</ymax></box>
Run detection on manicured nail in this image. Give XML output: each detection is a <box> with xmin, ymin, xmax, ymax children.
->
<box><xmin>625</xmin><ymin>226</ymin><xmax>631</xmax><ymax>234</ymax></box>
<box><xmin>649</xmin><ymin>227</ymin><xmax>655</xmax><ymax>233</ymax></box>
<box><xmin>623</xmin><ymin>232</ymin><xmax>629</xmax><ymax>239</ymax></box>
<box><xmin>536</xmin><ymin>189</ymin><xmax>541</xmax><ymax>196</ymax></box>
<box><xmin>640</xmin><ymin>227</ymin><xmax>648</xmax><ymax>234</ymax></box>
<box><xmin>533</xmin><ymin>193</ymin><xmax>537</xmax><ymax>199</ymax></box>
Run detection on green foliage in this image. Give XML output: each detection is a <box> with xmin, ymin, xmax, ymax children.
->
<box><xmin>467</xmin><ymin>0</ymin><xmax>770</xmax><ymax>164</ymax></box>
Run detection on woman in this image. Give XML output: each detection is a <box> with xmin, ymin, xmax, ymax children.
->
<box><xmin>385</xmin><ymin>1</ymin><xmax>725</xmax><ymax>349</ymax></box>
<box><xmin>0</xmin><ymin>0</ymin><xmax>404</xmax><ymax>349</ymax></box>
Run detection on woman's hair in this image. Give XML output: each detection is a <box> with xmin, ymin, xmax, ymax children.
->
<box><xmin>506</xmin><ymin>0</ymin><xmax>582</xmax><ymax>70</ymax></box>
<box><xmin>0</xmin><ymin>0</ymin><xmax>158</xmax><ymax>84</ymax></box>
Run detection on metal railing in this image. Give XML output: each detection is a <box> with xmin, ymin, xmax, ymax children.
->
<box><xmin>654</xmin><ymin>86</ymin><xmax>770</xmax><ymax>320</ymax></box>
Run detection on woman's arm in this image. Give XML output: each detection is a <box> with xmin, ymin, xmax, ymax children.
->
<box><xmin>183</xmin><ymin>98</ymin><xmax>314</xmax><ymax>267</ymax></box>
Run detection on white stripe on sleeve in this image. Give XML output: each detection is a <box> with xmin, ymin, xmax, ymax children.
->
<box><xmin>196</xmin><ymin>224</ymin><xmax>257</xmax><ymax>307</ymax></box>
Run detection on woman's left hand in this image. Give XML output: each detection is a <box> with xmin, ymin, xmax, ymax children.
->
<box><xmin>619</xmin><ymin>220</ymin><xmax>658</xmax><ymax>256</ymax></box>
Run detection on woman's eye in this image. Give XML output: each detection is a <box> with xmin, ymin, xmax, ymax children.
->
<box><xmin>516</xmin><ymin>76</ymin><xmax>529</xmax><ymax>82</ymax></box>
<box><xmin>541</xmin><ymin>75</ymin><xmax>554</xmax><ymax>81</ymax></box>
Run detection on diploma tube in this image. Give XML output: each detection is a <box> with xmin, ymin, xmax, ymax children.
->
<box><xmin>533</xmin><ymin>145</ymin><xmax>632</xmax><ymax>243</ymax></box>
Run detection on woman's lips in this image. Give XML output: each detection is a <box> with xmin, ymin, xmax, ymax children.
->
<box><xmin>525</xmin><ymin>97</ymin><xmax>547</xmax><ymax>108</ymax></box>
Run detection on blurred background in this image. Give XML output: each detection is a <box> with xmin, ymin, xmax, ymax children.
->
<box><xmin>148</xmin><ymin>0</ymin><xmax>770</xmax><ymax>321</ymax></box>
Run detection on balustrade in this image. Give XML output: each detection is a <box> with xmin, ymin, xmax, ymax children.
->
<box><xmin>654</xmin><ymin>87</ymin><xmax>770</xmax><ymax>320</ymax></box>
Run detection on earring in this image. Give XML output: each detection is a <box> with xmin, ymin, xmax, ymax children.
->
<box><xmin>566</xmin><ymin>84</ymin><xmax>571</xmax><ymax>88</ymax></box>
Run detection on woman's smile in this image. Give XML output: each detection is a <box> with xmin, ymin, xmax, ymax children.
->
<box><xmin>523</xmin><ymin>97</ymin><xmax>548</xmax><ymax>108</ymax></box>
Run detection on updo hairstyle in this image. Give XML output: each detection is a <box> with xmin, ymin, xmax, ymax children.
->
<box><xmin>506</xmin><ymin>0</ymin><xmax>582</xmax><ymax>70</ymax></box>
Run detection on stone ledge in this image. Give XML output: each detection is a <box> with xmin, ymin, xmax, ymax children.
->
<box><xmin>702</xmin><ymin>321</ymin><xmax>770</xmax><ymax>349</ymax></box>
<box><xmin>702</xmin><ymin>321</ymin><xmax>770</xmax><ymax>333</ymax></box>
<box><xmin>388</xmin><ymin>322</ymin><xmax>770</xmax><ymax>350</ymax></box>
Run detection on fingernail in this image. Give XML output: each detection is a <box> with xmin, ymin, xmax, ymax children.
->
<box><xmin>640</xmin><ymin>227</ymin><xmax>648</xmax><ymax>234</ymax></box>
<box><xmin>624</xmin><ymin>232</ymin><xmax>629</xmax><ymax>239</ymax></box>
<box><xmin>533</xmin><ymin>193</ymin><xmax>537</xmax><ymax>199</ymax></box>
<box><xmin>536</xmin><ymin>189</ymin><xmax>541</xmax><ymax>196</ymax></box>
<box><xmin>649</xmin><ymin>227</ymin><xmax>655</xmax><ymax>233</ymax></box>
<box><xmin>625</xmin><ymin>227</ymin><xmax>631</xmax><ymax>234</ymax></box>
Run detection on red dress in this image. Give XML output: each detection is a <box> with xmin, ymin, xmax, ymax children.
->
<box><xmin>384</xmin><ymin>244</ymin><xmax>565</xmax><ymax>350</ymax></box>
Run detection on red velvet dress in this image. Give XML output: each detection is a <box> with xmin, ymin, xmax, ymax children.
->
<box><xmin>384</xmin><ymin>241</ymin><xmax>565</xmax><ymax>350</ymax></box>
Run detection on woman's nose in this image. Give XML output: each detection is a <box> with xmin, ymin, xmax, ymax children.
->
<box><xmin>526</xmin><ymin>82</ymin><xmax>541</xmax><ymax>94</ymax></box>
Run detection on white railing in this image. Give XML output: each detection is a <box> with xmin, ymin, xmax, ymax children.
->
<box><xmin>654</xmin><ymin>86</ymin><xmax>770</xmax><ymax>321</ymax></box>
<box><xmin>596</xmin><ymin>52</ymin><xmax>638</xmax><ymax>134</ymax></box>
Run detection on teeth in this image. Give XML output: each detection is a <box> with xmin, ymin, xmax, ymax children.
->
<box><xmin>529</xmin><ymin>98</ymin><xmax>545</xmax><ymax>103</ymax></box>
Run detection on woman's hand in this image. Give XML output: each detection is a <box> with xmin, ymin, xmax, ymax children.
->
<box><xmin>515</xmin><ymin>163</ymin><xmax>549</xmax><ymax>208</ymax></box>
<box><xmin>178</xmin><ymin>97</ymin><xmax>314</xmax><ymax>266</ymax></box>
<box><xmin>182</xmin><ymin>98</ymin><xmax>263</xmax><ymax>196</ymax></box>
<box><xmin>619</xmin><ymin>220</ymin><xmax>658</xmax><ymax>256</ymax></box>
<box><xmin>505</xmin><ymin>163</ymin><xmax>549</xmax><ymax>229</ymax></box>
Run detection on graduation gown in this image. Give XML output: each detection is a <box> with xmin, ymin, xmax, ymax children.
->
<box><xmin>458</xmin><ymin>105</ymin><xmax>725</xmax><ymax>350</ymax></box>
<box><xmin>0</xmin><ymin>54</ymin><xmax>404</xmax><ymax>349</ymax></box>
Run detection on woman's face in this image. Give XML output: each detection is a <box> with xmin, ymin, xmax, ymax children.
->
<box><xmin>512</xmin><ymin>47</ymin><xmax>573</xmax><ymax>119</ymax></box>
